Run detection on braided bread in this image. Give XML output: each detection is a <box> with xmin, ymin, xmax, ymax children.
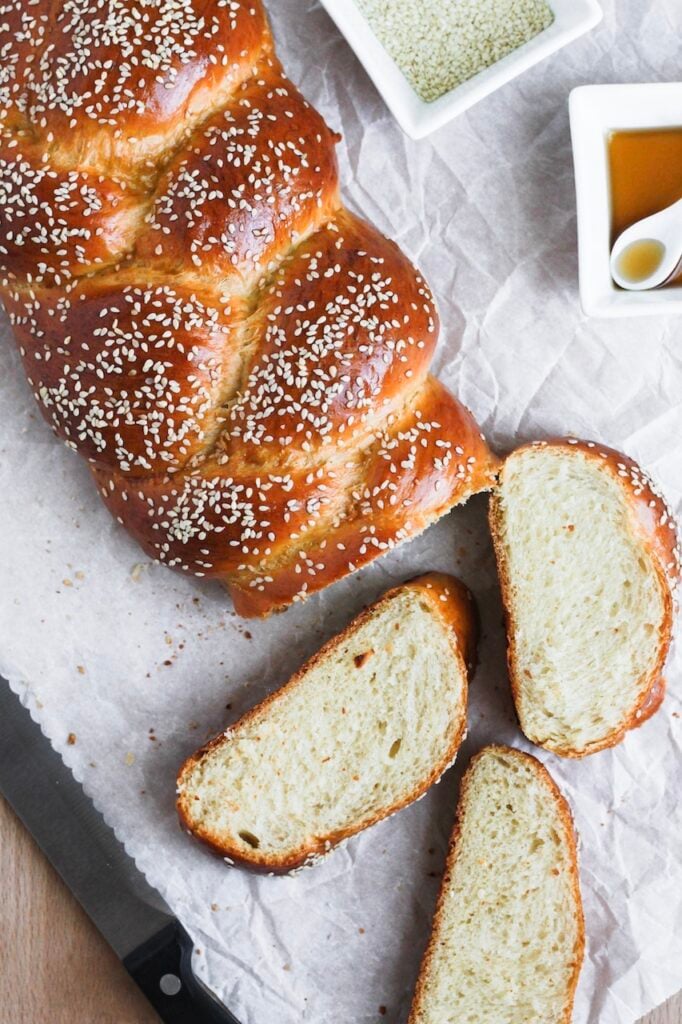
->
<box><xmin>0</xmin><ymin>0</ymin><xmax>498</xmax><ymax>617</ymax></box>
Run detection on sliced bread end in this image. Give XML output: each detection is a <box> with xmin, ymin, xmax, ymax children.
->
<box><xmin>408</xmin><ymin>745</ymin><xmax>584</xmax><ymax>1024</ymax></box>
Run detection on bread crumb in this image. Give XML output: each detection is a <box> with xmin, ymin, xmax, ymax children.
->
<box><xmin>125</xmin><ymin>752</ymin><xmax>135</xmax><ymax>766</ymax></box>
<box><xmin>63</xmin><ymin>578</ymin><xmax>73</xmax><ymax>587</ymax></box>
<box><xmin>67</xmin><ymin>732</ymin><xmax>77</xmax><ymax>745</ymax></box>
<box><xmin>76</xmin><ymin>665</ymin><xmax>86</xmax><ymax>675</ymax></box>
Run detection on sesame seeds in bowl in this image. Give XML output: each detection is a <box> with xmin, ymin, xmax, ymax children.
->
<box><xmin>319</xmin><ymin>0</ymin><xmax>602</xmax><ymax>138</ymax></box>
<box><xmin>354</xmin><ymin>0</ymin><xmax>555</xmax><ymax>105</ymax></box>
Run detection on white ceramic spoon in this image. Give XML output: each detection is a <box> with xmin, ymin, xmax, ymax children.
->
<box><xmin>610</xmin><ymin>196</ymin><xmax>682</xmax><ymax>291</ymax></box>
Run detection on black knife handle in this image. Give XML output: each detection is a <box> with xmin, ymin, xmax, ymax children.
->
<box><xmin>124</xmin><ymin>920</ymin><xmax>241</xmax><ymax>1024</ymax></box>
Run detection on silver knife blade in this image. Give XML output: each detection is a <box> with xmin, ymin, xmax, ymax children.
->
<box><xmin>0</xmin><ymin>678</ymin><xmax>175</xmax><ymax>959</ymax></box>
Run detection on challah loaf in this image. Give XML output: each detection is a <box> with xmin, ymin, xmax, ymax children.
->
<box><xmin>177</xmin><ymin>573</ymin><xmax>476</xmax><ymax>872</ymax></box>
<box><xmin>0</xmin><ymin>0</ymin><xmax>497</xmax><ymax>617</ymax></box>
<box><xmin>408</xmin><ymin>745</ymin><xmax>584</xmax><ymax>1024</ymax></box>
<box><xmin>490</xmin><ymin>439</ymin><xmax>680</xmax><ymax>757</ymax></box>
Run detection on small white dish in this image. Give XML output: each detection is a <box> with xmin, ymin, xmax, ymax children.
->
<box><xmin>570</xmin><ymin>83</ymin><xmax>682</xmax><ymax>318</ymax></box>
<box><xmin>319</xmin><ymin>0</ymin><xmax>602</xmax><ymax>140</ymax></box>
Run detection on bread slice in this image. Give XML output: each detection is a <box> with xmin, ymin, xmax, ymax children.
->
<box><xmin>489</xmin><ymin>438</ymin><xmax>679</xmax><ymax>757</ymax></box>
<box><xmin>408</xmin><ymin>745</ymin><xmax>584</xmax><ymax>1024</ymax></box>
<box><xmin>177</xmin><ymin>573</ymin><xmax>477</xmax><ymax>872</ymax></box>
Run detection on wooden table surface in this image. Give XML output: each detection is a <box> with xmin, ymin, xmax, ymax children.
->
<box><xmin>0</xmin><ymin>797</ymin><xmax>679</xmax><ymax>1024</ymax></box>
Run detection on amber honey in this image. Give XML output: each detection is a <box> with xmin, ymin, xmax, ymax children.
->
<box><xmin>609</xmin><ymin>128</ymin><xmax>682</xmax><ymax>240</ymax></box>
<box><xmin>616</xmin><ymin>238</ymin><xmax>665</xmax><ymax>285</ymax></box>
<box><xmin>609</xmin><ymin>127</ymin><xmax>682</xmax><ymax>287</ymax></box>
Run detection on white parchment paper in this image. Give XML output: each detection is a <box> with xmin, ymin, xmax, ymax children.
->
<box><xmin>2</xmin><ymin>1</ymin><xmax>682</xmax><ymax>1021</ymax></box>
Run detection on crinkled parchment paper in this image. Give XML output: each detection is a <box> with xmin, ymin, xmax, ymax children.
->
<box><xmin>2</xmin><ymin>1</ymin><xmax>682</xmax><ymax>1021</ymax></box>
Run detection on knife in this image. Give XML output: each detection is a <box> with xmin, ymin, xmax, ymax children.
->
<box><xmin>0</xmin><ymin>679</ymin><xmax>241</xmax><ymax>1024</ymax></box>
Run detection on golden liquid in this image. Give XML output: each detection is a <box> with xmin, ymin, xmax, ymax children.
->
<box><xmin>609</xmin><ymin>128</ymin><xmax>682</xmax><ymax>287</ymax></box>
<box><xmin>616</xmin><ymin>238</ymin><xmax>666</xmax><ymax>284</ymax></box>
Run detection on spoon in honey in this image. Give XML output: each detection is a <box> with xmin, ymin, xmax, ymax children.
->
<box><xmin>610</xmin><ymin>197</ymin><xmax>682</xmax><ymax>291</ymax></box>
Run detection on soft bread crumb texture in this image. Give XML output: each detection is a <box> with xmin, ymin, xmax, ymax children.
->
<box><xmin>495</xmin><ymin>447</ymin><xmax>667</xmax><ymax>755</ymax></box>
<box><xmin>410</xmin><ymin>747</ymin><xmax>582</xmax><ymax>1024</ymax></box>
<box><xmin>179</xmin><ymin>586</ymin><xmax>466</xmax><ymax>862</ymax></box>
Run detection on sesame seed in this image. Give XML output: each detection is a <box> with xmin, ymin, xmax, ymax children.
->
<box><xmin>355</xmin><ymin>0</ymin><xmax>553</xmax><ymax>103</ymax></box>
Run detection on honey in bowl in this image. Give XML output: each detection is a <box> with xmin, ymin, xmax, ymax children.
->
<box><xmin>609</xmin><ymin>127</ymin><xmax>682</xmax><ymax>287</ymax></box>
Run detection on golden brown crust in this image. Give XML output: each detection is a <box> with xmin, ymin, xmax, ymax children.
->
<box><xmin>176</xmin><ymin>572</ymin><xmax>477</xmax><ymax>872</ymax></box>
<box><xmin>0</xmin><ymin>0</ymin><xmax>273</xmax><ymax>178</ymax></box>
<box><xmin>91</xmin><ymin>376</ymin><xmax>497</xmax><ymax>614</ymax></box>
<box><xmin>91</xmin><ymin>325</ymin><xmax>499</xmax><ymax>616</ymax></box>
<box><xmin>225</xmin><ymin>378</ymin><xmax>499</xmax><ymax>617</ymax></box>
<box><xmin>5</xmin><ymin>276</ymin><xmax>240</xmax><ymax>475</ymax></box>
<box><xmin>0</xmin><ymin>133</ymin><xmax>145</xmax><ymax>284</ymax></box>
<box><xmin>136</xmin><ymin>66</ymin><xmax>342</xmax><ymax>285</ymax></box>
<box><xmin>0</xmin><ymin>0</ymin><xmax>496</xmax><ymax>617</ymax></box>
<box><xmin>224</xmin><ymin>209</ymin><xmax>438</xmax><ymax>456</ymax></box>
<box><xmin>489</xmin><ymin>437</ymin><xmax>679</xmax><ymax>758</ymax></box>
<box><xmin>407</xmin><ymin>745</ymin><xmax>585</xmax><ymax>1024</ymax></box>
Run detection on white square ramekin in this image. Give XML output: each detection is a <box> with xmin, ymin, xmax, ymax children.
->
<box><xmin>319</xmin><ymin>0</ymin><xmax>602</xmax><ymax>140</ymax></box>
<box><xmin>569</xmin><ymin>83</ymin><xmax>682</xmax><ymax>319</ymax></box>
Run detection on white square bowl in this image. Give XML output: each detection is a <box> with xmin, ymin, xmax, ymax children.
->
<box><xmin>570</xmin><ymin>83</ymin><xmax>682</xmax><ymax>318</ymax></box>
<box><xmin>318</xmin><ymin>0</ymin><xmax>602</xmax><ymax>140</ymax></box>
